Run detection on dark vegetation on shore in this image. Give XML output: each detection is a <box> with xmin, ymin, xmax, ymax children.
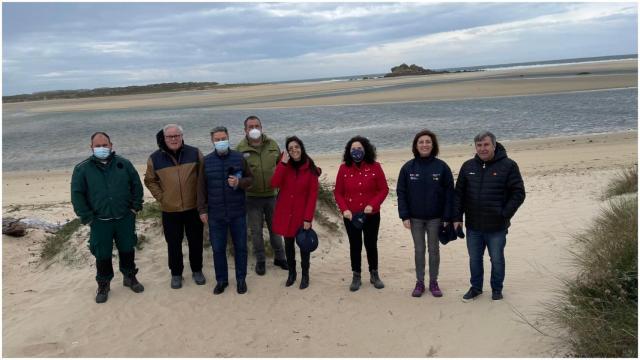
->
<box><xmin>545</xmin><ymin>166</ymin><xmax>638</xmax><ymax>357</ymax></box>
<box><xmin>39</xmin><ymin>178</ymin><xmax>341</xmax><ymax>261</ymax></box>
<box><xmin>384</xmin><ymin>63</ymin><xmax>479</xmax><ymax>77</ymax></box>
<box><xmin>3</xmin><ymin>81</ymin><xmax>261</xmax><ymax>103</ymax></box>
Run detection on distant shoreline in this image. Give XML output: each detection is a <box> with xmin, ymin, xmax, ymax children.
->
<box><xmin>3</xmin><ymin>59</ymin><xmax>636</xmax><ymax>114</ymax></box>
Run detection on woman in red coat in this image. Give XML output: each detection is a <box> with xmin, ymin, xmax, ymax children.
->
<box><xmin>271</xmin><ymin>136</ymin><xmax>320</xmax><ymax>289</ymax></box>
<box><xmin>334</xmin><ymin>135</ymin><xmax>389</xmax><ymax>292</ymax></box>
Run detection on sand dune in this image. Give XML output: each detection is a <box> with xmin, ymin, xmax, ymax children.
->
<box><xmin>2</xmin><ymin>130</ymin><xmax>636</xmax><ymax>356</ymax></box>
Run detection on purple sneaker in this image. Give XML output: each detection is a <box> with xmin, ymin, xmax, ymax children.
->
<box><xmin>411</xmin><ymin>281</ymin><xmax>425</xmax><ymax>297</ymax></box>
<box><xmin>429</xmin><ymin>280</ymin><xmax>443</xmax><ymax>297</ymax></box>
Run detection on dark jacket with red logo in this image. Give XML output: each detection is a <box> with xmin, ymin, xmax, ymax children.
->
<box><xmin>334</xmin><ymin>161</ymin><xmax>389</xmax><ymax>214</ymax></box>
<box><xmin>453</xmin><ymin>143</ymin><xmax>525</xmax><ymax>232</ymax></box>
<box><xmin>271</xmin><ymin>159</ymin><xmax>319</xmax><ymax>237</ymax></box>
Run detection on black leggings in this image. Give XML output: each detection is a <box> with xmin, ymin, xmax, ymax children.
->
<box><xmin>344</xmin><ymin>213</ymin><xmax>380</xmax><ymax>273</ymax></box>
<box><xmin>284</xmin><ymin>237</ymin><xmax>310</xmax><ymax>274</ymax></box>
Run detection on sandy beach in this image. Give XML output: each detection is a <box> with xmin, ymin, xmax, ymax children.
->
<box><xmin>2</xmin><ymin>127</ymin><xmax>637</xmax><ymax>356</ymax></box>
<box><xmin>3</xmin><ymin>59</ymin><xmax>638</xmax><ymax>356</ymax></box>
<box><xmin>3</xmin><ymin>59</ymin><xmax>636</xmax><ymax>113</ymax></box>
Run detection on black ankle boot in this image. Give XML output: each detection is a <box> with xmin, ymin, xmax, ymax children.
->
<box><xmin>286</xmin><ymin>271</ymin><xmax>297</xmax><ymax>287</ymax></box>
<box><xmin>96</xmin><ymin>281</ymin><xmax>110</xmax><ymax>303</ymax></box>
<box><xmin>299</xmin><ymin>272</ymin><xmax>309</xmax><ymax>290</ymax></box>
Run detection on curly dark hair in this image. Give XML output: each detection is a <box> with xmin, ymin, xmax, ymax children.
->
<box><xmin>285</xmin><ymin>136</ymin><xmax>320</xmax><ymax>176</ymax></box>
<box><xmin>342</xmin><ymin>135</ymin><xmax>376</xmax><ymax>166</ymax></box>
<box><xmin>412</xmin><ymin>129</ymin><xmax>439</xmax><ymax>158</ymax></box>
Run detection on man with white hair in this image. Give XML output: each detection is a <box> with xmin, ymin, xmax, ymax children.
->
<box><xmin>145</xmin><ymin>124</ymin><xmax>206</xmax><ymax>289</ymax></box>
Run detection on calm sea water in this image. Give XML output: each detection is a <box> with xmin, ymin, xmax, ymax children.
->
<box><xmin>2</xmin><ymin>87</ymin><xmax>637</xmax><ymax>172</ymax></box>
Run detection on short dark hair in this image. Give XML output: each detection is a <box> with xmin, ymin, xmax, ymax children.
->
<box><xmin>90</xmin><ymin>131</ymin><xmax>111</xmax><ymax>143</ymax></box>
<box><xmin>342</xmin><ymin>135</ymin><xmax>376</xmax><ymax>166</ymax></box>
<box><xmin>244</xmin><ymin>115</ymin><xmax>261</xmax><ymax>128</ymax></box>
<box><xmin>210</xmin><ymin>126</ymin><xmax>228</xmax><ymax>136</ymax></box>
<box><xmin>474</xmin><ymin>131</ymin><xmax>496</xmax><ymax>146</ymax></box>
<box><xmin>412</xmin><ymin>129</ymin><xmax>439</xmax><ymax>158</ymax></box>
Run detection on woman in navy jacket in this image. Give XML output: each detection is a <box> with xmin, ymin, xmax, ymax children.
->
<box><xmin>397</xmin><ymin>129</ymin><xmax>454</xmax><ymax>298</ymax></box>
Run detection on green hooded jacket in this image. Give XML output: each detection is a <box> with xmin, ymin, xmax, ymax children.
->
<box><xmin>236</xmin><ymin>134</ymin><xmax>281</xmax><ymax>197</ymax></box>
<box><xmin>71</xmin><ymin>153</ymin><xmax>144</xmax><ymax>224</ymax></box>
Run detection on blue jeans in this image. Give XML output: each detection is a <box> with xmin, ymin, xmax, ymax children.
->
<box><xmin>466</xmin><ymin>228</ymin><xmax>507</xmax><ymax>292</ymax></box>
<box><xmin>209</xmin><ymin>216</ymin><xmax>248</xmax><ymax>284</ymax></box>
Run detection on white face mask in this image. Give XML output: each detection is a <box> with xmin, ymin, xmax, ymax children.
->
<box><xmin>248</xmin><ymin>128</ymin><xmax>261</xmax><ymax>140</ymax></box>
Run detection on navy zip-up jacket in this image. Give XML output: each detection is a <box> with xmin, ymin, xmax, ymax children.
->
<box><xmin>397</xmin><ymin>155</ymin><xmax>454</xmax><ymax>221</ymax></box>
<box><xmin>453</xmin><ymin>142</ymin><xmax>525</xmax><ymax>232</ymax></box>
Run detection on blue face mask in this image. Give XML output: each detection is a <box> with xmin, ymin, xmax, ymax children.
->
<box><xmin>93</xmin><ymin>147</ymin><xmax>111</xmax><ymax>160</ymax></box>
<box><xmin>214</xmin><ymin>140</ymin><xmax>230</xmax><ymax>153</ymax></box>
<box><xmin>350</xmin><ymin>148</ymin><xmax>364</xmax><ymax>163</ymax></box>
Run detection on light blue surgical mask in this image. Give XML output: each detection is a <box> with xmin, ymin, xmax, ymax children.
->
<box><xmin>214</xmin><ymin>140</ymin><xmax>230</xmax><ymax>153</ymax></box>
<box><xmin>93</xmin><ymin>147</ymin><xmax>111</xmax><ymax>160</ymax></box>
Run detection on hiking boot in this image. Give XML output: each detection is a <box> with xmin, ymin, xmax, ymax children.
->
<box><xmin>411</xmin><ymin>280</ymin><xmax>425</xmax><ymax>297</ymax></box>
<box><xmin>96</xmin><ymin>281</ymin><xmax>110</xmax><ymax>304</ymax></box>
<box><xmin>462</xmin><ymin>287</ymin><xmax>483</xmax><ymax>302</ymax></box>
<box><xmin>171</xmin><ymin>275</ymin><xmax>183</xmax><ymax>289</ymax></box>
<box><xmin>492</xmin><ymin>290</ymin><xmax>503</xmax><ymax>300</ymax></box>
<box><xmin>192</xmin><ymin>271</ymin><xmax>206</xmax><ymax>285</ymax></box>
<box><xmin>237</xmin><ymin>279</ymin><xmax>247</xmax><ymax>294</ymax></box>
<box><xmin>123</xmin><ymin>273</ymin><xmax>144</xmax><ymax>293</ymax></box>
<box><xmin>299</xmin><ymin>274</ymin><xmax>309</xmax><ymax>290</ymax></box>
<box><xmin>349</xmin><ymin>272</ymin><xmax>361</xmax><ymax>292</ymax></box>
<box><xmin>274</xmin><ymin>258</ymin><xmax>289</xmax><ymax>270</ymax></box>
<box><xmin>213</xmin><ymin>281</ymin><xmax>228</xmax><ymax>295</ymax></box>
<box><xmin>255</xmin><ymin>261</ymin><xmax>266</xmax><ymax>276</ymax></box>
<box><xmin>370</xmin><ymin>270</ymin><xmax>385</xmax><ymax>289</ymax></box>
<box><xmin>285</xmin><ymin>271</ymin><xmax>297</xmax><ymax>287</ymax></box>
<box><xmin>429</xmin><ymin>280</ymin><xmax>443</xmax><ymax>297</ymax></box>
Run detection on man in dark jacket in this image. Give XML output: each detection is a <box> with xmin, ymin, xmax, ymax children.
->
<box><xmin>144</xmin><ymin>124</ymin><xmax>206</xmax><ymax>289</ymax></box>
<box><xmin>453</xmin><ymin>131</ymin><xmax>525</xmax><ymax>301</ymax></box>
<box><xmin>71</xmin><ymin>131</ymin><xmax>145</xmax><ymax>304</ymax></box>
<box><xmin>198</xmin><ymin>126</ymin><xmax>253</xmax><ymax>295</ymax></box>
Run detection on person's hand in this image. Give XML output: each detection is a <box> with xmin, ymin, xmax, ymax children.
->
<box><xmin>403</xmin><ymin>219</ymin><xmax>411</xmax><ymax>229</ymax></box>
<box><xmin>303</xmin><ymin>221</ymin><xmax>312</xmax><ymax>230</ymax></box>
<box><xmin>364</xmin><ymin>205</ymin><xmax>373</xmax><ymax>214</ymax></box>
<box><xmin>453</xmin><ymin>221</ymin><xmax>463</xmax><ymax>230</ymax></box>
<box><xmin>281</xmin><ymin>150</ymin><xmax>290</xmax><ymax>164</ymax></box>
<box><xmin>343</xmin><ymin>210</ymin><xmax>353</xmax><ymax>220</ymax></box>
<box><xmin>228</xmin><ymin>175</ymin><xmax>238</xmax><ymax>188</ymax></box>
<box><xmin>200</xmin><ymin>214</ymin><xmax>208</xmax><ymax>224</ymax></box>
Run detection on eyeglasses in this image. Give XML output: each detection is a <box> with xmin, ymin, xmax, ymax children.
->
<box><xmin>164</xmin><ymin>134</ymin><xmax>182</xmax><ymax>140</ymax></box>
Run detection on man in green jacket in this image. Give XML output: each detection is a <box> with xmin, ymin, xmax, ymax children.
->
<box><xmin>236</xmin><ymin>115</ymin><xmax>288</xmax><ymax>275</ymax></box>
<box><xmin>71</xmin><ymin>132</ymin><xmax>145</xmax><ymax>304</ymax></box>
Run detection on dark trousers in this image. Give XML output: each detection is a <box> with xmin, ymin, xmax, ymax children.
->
<box><xmin>466</xmin><ymin>228</ymin><xmax>507</xmax><ymax>292</ymax></box>
<box><xmin>90</xmin><ymin>212</ymin><xmax>138</xmax><ymax>282</ymax></box>
<box><xmin>284</xmin><ymin>237</ymin><xmax>310</xmax><ymax>274</ymax></box>
<box><xmin>209</xmin><ymin>216</ymin><xmax>248</xmax><ymax>283</ymax></box>
<box><xmin>343</xmin><ymin>212</ymin><xmax>381</xmax><ymax>273</ymax></box>
<box><xmin>162</xmin><ymin>209</ymin><xmax>204</xmax><ymax>276</ymax></box>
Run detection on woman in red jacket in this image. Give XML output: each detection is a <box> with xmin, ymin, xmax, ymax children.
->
<box><xmin>334</xmin><ymin>136</ymin><xmax>389</xmax><ymax>292</ymax></box>
<box><xmin>271</xmin><ymin>136</ymin><xmax>320</xmax><ymax>290</ymax></box>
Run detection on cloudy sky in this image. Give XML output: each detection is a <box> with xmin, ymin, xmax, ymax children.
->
<box><xmin>2</xmin><ymin>2</ymin><xmax>637</xmax><ymax>95</ymax></box>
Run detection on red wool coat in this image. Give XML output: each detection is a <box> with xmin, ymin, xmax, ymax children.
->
<box><xmin>334</xmin><ymin>161</ymin><xmax>389</xmax><ymax>214</ymax></box>
<box><xmin>271</xmin><ymin>160</ymin><xmax>319</xmax><ymax>237</ymax></box>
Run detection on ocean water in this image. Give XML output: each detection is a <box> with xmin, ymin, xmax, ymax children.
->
<box><xmin>2</xmin><ymin>87</ymin><xmax>637</xmax><ymax>172</ymax></box>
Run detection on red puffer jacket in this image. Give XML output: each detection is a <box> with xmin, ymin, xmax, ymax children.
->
<box><xmin>271</xmin><ymin>159</ymin><xmax>319</xmax><ymax>237</ymax></box>
<box><xmin>334</xmin><ymin>161</ymin><xmax>389</xmax><ymax>214</ymax></box>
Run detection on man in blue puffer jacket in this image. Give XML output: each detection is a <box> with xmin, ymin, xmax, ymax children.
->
<box><xmin>197</xmin><ymin>126</ymin><xmax>253</xmax><ymax>295</ymax></box>
<box><xmin>453</xmin><ymin>131</ymin><xmax>525</xmax><ymax>302</ymax></box>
